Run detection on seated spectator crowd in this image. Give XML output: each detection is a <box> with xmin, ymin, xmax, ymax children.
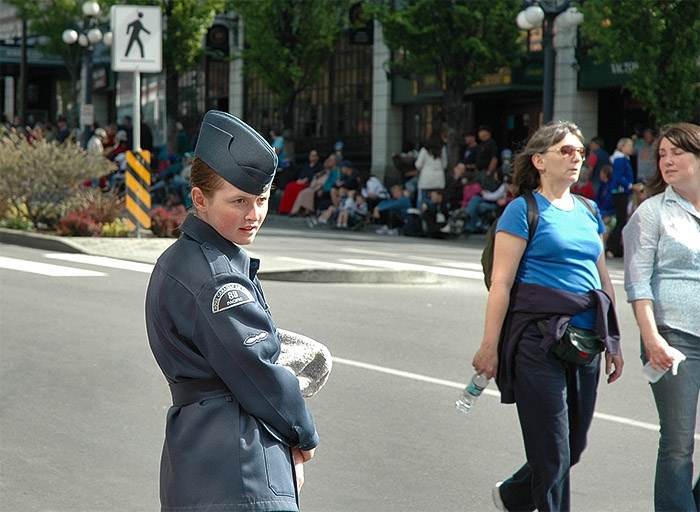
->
<box><xmin>281</xmin><ymin>145</ymin><xmax>514</xmax><ymax>240</ymax></box>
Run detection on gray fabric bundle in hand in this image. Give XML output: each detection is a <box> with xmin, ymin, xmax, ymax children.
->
<box><xmin>276</xmin><ymin>329</ymin><xmax>332</xmax><ymax>398</ymax></box>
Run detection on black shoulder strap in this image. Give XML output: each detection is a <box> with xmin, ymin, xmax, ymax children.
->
<box><xmin>523</xmin><ymin>191</ymin><xmax>539</xmax><ymax>240</ymax></box>
<box><xmin>572</xmin><ymin>193</ymin><xmax>596</xmax><ymax>216</ymax></box>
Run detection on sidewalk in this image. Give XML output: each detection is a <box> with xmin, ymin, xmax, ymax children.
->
<box><xmin>0</xmin><ymin>214</ymin><xmax>447</xmax><ymax>283</ymax></box>
<box><xmin>0</xmin><ymin>227</ymin><xmax>175</xmax><ymax>265</ymax></box>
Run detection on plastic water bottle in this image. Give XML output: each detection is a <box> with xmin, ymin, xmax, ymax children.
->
<box><xmin>455</xmin><ymin>373</ymin><xmax>489</xmax><ymax>413</ymax></box>
<box><xmin>641</xmin><ymin>362</ymin><xmax>668</xmax><ymax>384</ymax></box>
<box><xmin>641</xmin><ymin>347</ymin><xmax>687</xmax><ymax>383</ymax></box>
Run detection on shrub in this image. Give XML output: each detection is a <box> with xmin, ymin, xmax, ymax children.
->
<box><xmin>56</xmin><ymin>211</ymin><xmax>102</xmax><ymax>237</ymax></box>
<box><xmin>0</xmin><ymin>203</ymin><xmax>34</xmax><ymax>231</ymax></box>
<box><xmin>65</xmin><ymin>188</ymin><xmax>126</xmax><ymax>225</ymax></box>
<box><xmin>0</xmin><ymin>128</ymin><xmax>116</xmax><ymax>231</ymax></box>
<box><xmin>150</xmin><ymin>205</ymin><xmax>187</xmax><ymax>238</ymax></box>
<box><xmin>101</xmin><ymin>218</ymin><xmax>131</xmax><ymax>237</ymax></box>
<box><xmin>56</xmin><ymin>188</ymin><xmax>130</xmax><ymax>237</ymax></box>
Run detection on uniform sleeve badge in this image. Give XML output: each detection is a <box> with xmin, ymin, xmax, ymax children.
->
<box><xmin>212</xmin><ymin>283</ymin><xmax>254</xmax><ymax>313</ymax></box>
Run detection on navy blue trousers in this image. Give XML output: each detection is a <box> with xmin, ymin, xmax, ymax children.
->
<box><xmin>499</xmin><ymin>324</ymin><xmax>601</xmax><ymax>512</ymax></box>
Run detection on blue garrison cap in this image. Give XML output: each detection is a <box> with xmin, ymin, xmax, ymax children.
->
<box><xmin>194</xmin><ymin>110</ymin><xmax>278</xmax><ymax>195</ymax></box>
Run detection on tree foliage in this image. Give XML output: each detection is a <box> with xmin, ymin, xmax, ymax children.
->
<box><xmin>581</xmin><ymin>0</ymin><xmax>700</xmax><ymax>125</ymax></box>
<box><xmin>367</xmin><ymin>0</ymin><xmax>522</xmax><ymax>165</ymax></box>
<box><xmin>122</xmin><ymin>0</ymin><xmax>225</xmax><ymax>153</ymax></box>
<box><xmin>229</xmin><ymin>0</ymin><xmax>352</xmax><ymax>133</ymax></box>
<box><xmin>9</xmin><ymin>0</ymin><xmax>225</xmax><ymax>152</ymax></box>
<box><xmin>6</xmin><ymin>0</ymin><xmax>99</xmax><ymax>129</ymax></box>
<box><xmin>127</xmin><ymin>0</ymin><xmax>225</xmax><ymax>73</ymax></box>
<box><xmin>6</xmin><ymin>0</ymin><xmax>83</xmax><ymax>62</ymax></box>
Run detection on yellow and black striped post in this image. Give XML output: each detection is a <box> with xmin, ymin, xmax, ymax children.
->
<box><xmin>125</xmin><ymin>150</ymin><xmax>152</xmax><ymax>233</ymax></box>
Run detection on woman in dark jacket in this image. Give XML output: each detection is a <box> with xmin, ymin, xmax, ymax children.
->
<box><xmin>472</xmin><ymin>121</ymin><xmax>624</xmax><ymax>511</ymax></box>
<box><xmin>146</xmin><ymin>111</ymin><xmax>317</xmax><ymax>512</ymax></box>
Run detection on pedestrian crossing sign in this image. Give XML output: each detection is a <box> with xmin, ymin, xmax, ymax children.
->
<box><xmin>110</xmin><ymin>5</ymin><xmax>162</xmax><ymax>73</ymax></box>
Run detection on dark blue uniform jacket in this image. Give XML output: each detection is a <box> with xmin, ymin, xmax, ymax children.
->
<box><xmin>145</xmin><ymin>214</ymin><xmax>318</xmax><ymax>512</ymax></box>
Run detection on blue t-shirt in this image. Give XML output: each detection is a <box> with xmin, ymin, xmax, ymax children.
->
<box><xmin>272</xmin><ymin>136</ymin><xmax>285</xmax><ymax>164</ymax></box>
<box><xmin>496</xmin><ymin>191</ymin><xmax>606</xmax><ymax>328</ymax></box>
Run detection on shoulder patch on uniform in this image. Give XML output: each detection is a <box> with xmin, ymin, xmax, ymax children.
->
<box><xmin>244</xmin><ymin>331</ymin><xmax>269</xmax><ymax>346</ymax></box>
<box><xmin>212</xmin><ymin>283</ymin><xmax>254</xmax><ymax>313</ymax></box>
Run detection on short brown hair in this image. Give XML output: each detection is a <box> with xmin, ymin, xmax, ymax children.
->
<box><xmin>190</xmin><ymin>156</ymin><xmax>224</xmax><ymax>199</ymax></box>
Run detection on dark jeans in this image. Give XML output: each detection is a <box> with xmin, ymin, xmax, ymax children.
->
<box><xmin>499</xmin><ymin>323</ymin><xmax>601</xmax><ymax>512</ymax></box>
<box><xmin>377</xmin><ymin>209</ymin><xmax>405</xmax><ymax>229</ymax></box>
<box><xmin>606</xmin><ymin>193</ymin><xmax>630</xmax><ymax>257</ymax></box>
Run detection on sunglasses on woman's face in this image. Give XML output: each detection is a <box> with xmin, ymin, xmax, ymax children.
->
<box><xmin>547</xmin><ymin>145</ymin><xmax>586</xmax><ymax>158</ymax></box>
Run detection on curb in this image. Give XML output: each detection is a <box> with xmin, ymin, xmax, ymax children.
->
<box><xmin>260</xmin><ymin>268</ymin><xmax>440</xmax><ymax>284</ymax></box>
<box><xmin>0</xmin><ymin>228</ymin><xmax>440</xmax><ymax>284</ymax></box>
<box><xmin>0</xmin><ymin>228</ymin><xmax>84</xmax><ymax>254</ymax></box>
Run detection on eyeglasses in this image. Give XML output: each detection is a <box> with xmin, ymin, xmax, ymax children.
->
<box><xmin>547</xmin><ymin>145</ymin><xmax>586</xmax><ymax>158</ymax></box>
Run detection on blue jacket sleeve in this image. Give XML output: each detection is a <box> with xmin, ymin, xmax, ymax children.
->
<box><xmin>148</xmin><ymin>261</ymin><xmax>318</xmax><ymax>451</ymax></box>
<box><xmin>194</xmin><ymin>273</ymin><xmax>318</xmax><ymax>449</ymax></box>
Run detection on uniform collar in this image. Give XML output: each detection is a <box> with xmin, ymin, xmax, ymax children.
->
<box><xmin>180</xmin><ymin>214</ymin><xmax>253</xmax><ymax>276</ymax></box>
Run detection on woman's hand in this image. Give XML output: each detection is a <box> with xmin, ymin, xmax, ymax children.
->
<box><xmin>472</xmin><ymin>343</ymin><xmax>499</xmax><ymax>380</ymax></box>
<box><xmin>294</xmin><ymin>457</ymin><xmax>305</xmax><ymax>492</ymax></box>
<box><xmin>643</xmin><ymin>332</ymin><xmax>676</xmax><ymax>372</ymax></box>
<box><xmin>631</xmin><ymin>300</ymin><xmax>676</xmax><ymax>373</ymax></box>
<box><xmin>605</xmin><ymin>351</ymin><xmax>624</xmax><ymax>383</ymax></box>
<box><xmin>292</xmin><ymin>448</ymin><xmax>315</xmax><ymax>492</ymax></box>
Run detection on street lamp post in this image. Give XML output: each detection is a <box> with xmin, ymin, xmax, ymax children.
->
<box><xmin>516</xmin><ymin>0</ymin><xmax>583</xmax><ymax>124</ymax></box>
<box><xmin>62</xmin><ymin>1</ymin><xmax>112</xmax><ymax>148</ymax></box>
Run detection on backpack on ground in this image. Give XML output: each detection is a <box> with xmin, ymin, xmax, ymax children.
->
<box><xmin>403</xmin><ymin>207</ymin><xmax>424</xmax><ymax>237</ymax></box>
<box><xmin>480</xmin><ymin>192</ymin><xmax>595</xmax><ymax>290</ymax></box>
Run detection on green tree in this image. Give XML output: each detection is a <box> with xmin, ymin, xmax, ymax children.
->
<box><xmin>367</xmin><ymin>0</ymin><xmax>523</xmax><ymax>166</ymax></box>
<box><xmin>9</xmin><ymin>0</ymin><xmax>225</xmax><ymax>153</ymax></box>
<box><xmin>581</xmin><ymin>0</ymin><xmax>700</xmax><ymax>125</ymax></box>
<box><xmin>6</xmin><ymin>0</ymin><xmax>100</xmax><ymax>131</ymax></box>
<box><xmin>127</xmin><ymin>0</ymin><xmax>226</xmax><ymax>153</ymax></box>
<box><xmin>229</xmin><ymin>0</ymin><xmax>352</xmax><ymax>147</ymax></box>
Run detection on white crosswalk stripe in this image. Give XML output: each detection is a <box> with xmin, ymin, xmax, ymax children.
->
<box><xmin>342</xmin><ymin>258</ymin><xmax>485</xmax><ymax>280</ymax></box>
<box><xmin>45</xmin><ymin>253</ymin><xmax>154</xmax><ymax>273</ymax></box>
<box><xmin>0</xmin><ymin>256</ymin><xmax>107</xmax><ymax>277</ymax></box>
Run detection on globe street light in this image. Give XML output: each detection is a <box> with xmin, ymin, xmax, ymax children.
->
<box><xmin>61</xmin><ymin>1</ymin><xmax>112</xmax><ymax>147</ymax></box>
<box><xmin>516</xmin><ymin>0</ymin><xmax>584</xmax><ymax>124</ymax></box>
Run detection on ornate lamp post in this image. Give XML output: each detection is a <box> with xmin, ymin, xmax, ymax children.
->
<box><xmin>516</xmin><ymin>0</ymin><xmax>583</xmax><ymax>124</ymax></box>
<box><xmin>62</xmin><ymin>1</ymin><xmax>112</xmax><ymax>147</ymax></box>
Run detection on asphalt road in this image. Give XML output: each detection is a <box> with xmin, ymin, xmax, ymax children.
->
<box><xmin>1</xmin><ymin>230</ymin><xmax>697</xmax><ymax>512</ymax></box>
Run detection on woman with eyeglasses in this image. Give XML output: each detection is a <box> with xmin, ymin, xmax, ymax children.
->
<box><xmin>623</xmin><ymin>122</ymin><xmax>700</xmax><ymax>512</ymax></box>
<box><xmin>472</xmin><ymin>120</ymin><xmax>624</xmax><ymax>511</ymax></box>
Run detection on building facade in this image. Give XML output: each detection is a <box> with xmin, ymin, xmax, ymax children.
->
<box><xmin>1</xmin><ymin>4</ymin><xmax>650</xmax><ymax>183</ymax></box>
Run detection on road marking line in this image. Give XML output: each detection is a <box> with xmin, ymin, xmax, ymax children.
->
<box><xmin>342</xmin><ymin>259</ymin><xmax>624</xmax><ymax>285</ymax></box>
<box><xmin>341</xmin><ymin>247</ymin><xmax>400</xmax><ymax>257</ymax></box>
<box><xmin>342</xmin><ymin>259</ymin><xmax>484</xmax><ymax>279</ymax></box>
<box><xmin>0</xmin><ymin>256</ymin><xmax>106</xmax><ymax>277</ymax></box>
<box><xmin>333</xmin><ymin>356</ymin><xmax>699</xmax><ymax>440</ymax></box>
<box><xmin>273</xmin><ymin>256</ymin><xmax>360</xmax><ymax>270</ymax></box>
<box><xmin>45</xmin><ymin>253</ymin><xmax>154</xmax><ymax>273</ymax></box>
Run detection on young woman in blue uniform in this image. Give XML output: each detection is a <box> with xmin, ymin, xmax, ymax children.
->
<box><xmin>145</xmin><ymin>111</ymin><xmax>318</xmax><ymax>512</ymax></box>
<box><xmin>471</xmin><ymin>121</ymin><xmax>624</xmax><ymax>511</ymax></box>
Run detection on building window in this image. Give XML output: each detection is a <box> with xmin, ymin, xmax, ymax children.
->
<box><xmin>244</xmin><ymin>31</ymin><xmax>373</xmax><ymax>167</ymax></box>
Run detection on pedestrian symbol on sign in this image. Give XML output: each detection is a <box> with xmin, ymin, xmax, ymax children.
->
<box><xmin>110</xmin><ymin>5</ymin><xmax>162</xmax><ymax>73</ymax></box>
<box><xmin>125</xmin><ymin>12</ymin><xmax>151</xmax><ymax>58</ymax></box>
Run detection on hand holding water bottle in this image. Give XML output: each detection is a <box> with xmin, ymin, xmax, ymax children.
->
<box><xmin>642</xmin><ymin>346</ymin><xmax>686</xmax><ymax>383</ymax></box>
<box><xmin>455</xmin><ymin>373</ymin><xmax>490</xmax><ymax>414</ymax></box>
